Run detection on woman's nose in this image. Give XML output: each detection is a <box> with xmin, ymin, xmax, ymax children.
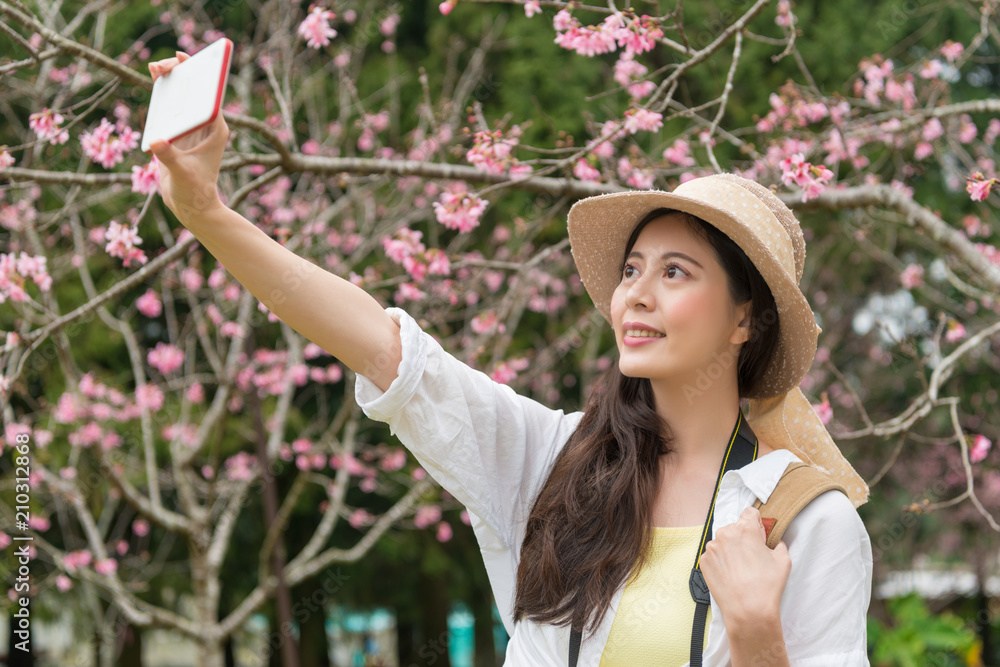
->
<box><xmin>625</xmin><ymin>274</ymin><xmax>654</xmax><ymax>311</ymax></box>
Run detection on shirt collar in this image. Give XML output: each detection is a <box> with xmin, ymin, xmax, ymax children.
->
<box><xmin>722</xmin><ymin>448</ymin><xmax>803</xmax><ymax>503</ymax></box>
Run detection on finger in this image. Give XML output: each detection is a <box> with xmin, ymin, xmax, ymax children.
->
<box><xmin>205</xmin><ymin>113</ymin><xmax>231</xmax><ymax>150</ymax></box>
<box><xmin>176</xmin><ymin>51</ymin><xmax>191</xmax><ymax>62</ymax></box>
<box><xmin>149</xmin><ymin>139</ymin><xmax>177</xmax><ymax>168</ymax></box>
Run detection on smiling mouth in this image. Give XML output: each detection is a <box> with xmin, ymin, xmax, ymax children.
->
<box><xmin>623</xmin><ymin>329</ymin><xmax>665</xmax><ymax>338</ymax></box>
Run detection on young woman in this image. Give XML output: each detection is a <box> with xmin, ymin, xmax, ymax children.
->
<box><xmin>149</xmin><ymin>55</ymin><xmax>872</xmax><ymax>667</ymax></box>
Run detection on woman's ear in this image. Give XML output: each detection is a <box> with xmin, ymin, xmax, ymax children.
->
<box><xmin>731</xmin><ymin>301</ymin><xmax>753</xmax><ymax>345</ymax></box>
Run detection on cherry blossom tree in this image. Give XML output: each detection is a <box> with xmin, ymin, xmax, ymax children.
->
<box><xmin>1</xmin><ymin>0</ymin><xmax>1000</xmax><ymax>664</ymax></box>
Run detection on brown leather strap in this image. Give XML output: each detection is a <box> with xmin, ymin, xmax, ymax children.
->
<box><xmin>753</xmin><ymin>462</ymin><xmax>848</xmax><ymax>550</ymax></box>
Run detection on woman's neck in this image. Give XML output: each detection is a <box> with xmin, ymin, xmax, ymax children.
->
<box><xmin>650</xmin><ymin>377</ymin><xmax>743</xmax><ymax>470</ymax></box>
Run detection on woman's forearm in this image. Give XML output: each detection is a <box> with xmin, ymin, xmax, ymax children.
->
<box><xmin>726</xmin><ymin>611</ymin><xmax>790</xmax><ymax>667</ymax></box>
<box><xmin>184</xmin><ymin>203</ymin><xmax>402</xmax><ymax>391</ymax></box>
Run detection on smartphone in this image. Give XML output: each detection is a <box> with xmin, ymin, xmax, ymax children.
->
<box><xmin>141</xmin><ymin>37</ymin><xmax>233</xmax><ymax>154</ymax></box>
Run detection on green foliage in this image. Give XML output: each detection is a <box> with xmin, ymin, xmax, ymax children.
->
<box><xmin>868</xmin><ymin>594</ymin><xmax>979</xmax><ymax>667</ymax></box>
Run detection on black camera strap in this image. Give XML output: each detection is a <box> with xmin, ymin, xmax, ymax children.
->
<box><xmin>567</xmin><ymin>409</ymin><xmax>758</xmax><ymax>666</ymax></box>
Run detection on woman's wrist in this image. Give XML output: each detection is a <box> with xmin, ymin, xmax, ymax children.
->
<box><xmin>725</xmin><ymin>608</ymin><xmax>788</xmax><ymax>666</ymax></box>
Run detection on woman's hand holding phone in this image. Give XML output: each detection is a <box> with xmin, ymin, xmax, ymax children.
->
<box><xmin>148</xmin><ymin>52</ymin><xmax>230</xmax><ymax>226</ymax></box>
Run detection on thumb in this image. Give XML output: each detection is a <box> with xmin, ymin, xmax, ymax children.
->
<box><xmin>149</xmin><ymin>139</ymin><xmax>177</xmax><ymax>167</ymax></box>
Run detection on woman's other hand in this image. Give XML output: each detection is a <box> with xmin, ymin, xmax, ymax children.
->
<box><xmin>147</xmin><ymin>52</ymin><xmax>230</xmax><ymax>225</ymax></box>
<box><xmin>699</xmin><ymin>506</ymin><xmax>791</xmax><ymax>627</ymax></box>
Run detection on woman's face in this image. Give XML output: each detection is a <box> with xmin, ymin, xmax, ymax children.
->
<box><xmin>610</xmin><ymin>213</ymin><xmax>751</xmax><ymax>388</ymax></box>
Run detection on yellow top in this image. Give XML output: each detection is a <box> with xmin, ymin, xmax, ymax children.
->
<box><xmin>599</xmin><ymin>525</ymin><xmax>711</xmax><ymax>666</ymax></box>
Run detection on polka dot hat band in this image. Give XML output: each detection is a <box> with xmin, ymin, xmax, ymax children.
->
<box><xmin>567</xmin><ymin>173</ymin><xmax>869</xmax><ymax>507</ymax></box>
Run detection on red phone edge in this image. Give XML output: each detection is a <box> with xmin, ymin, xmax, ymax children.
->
<box><xmin>142</xmin><ymin>38</ymin><xmax>233</xmax><ymax>155</ymax></box>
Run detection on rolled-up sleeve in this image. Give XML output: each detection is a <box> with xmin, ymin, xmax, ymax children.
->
<box><xmin>355</xmin><ymin>307</ymin><xmax>584</xmax><ymax>548</ymax></box>
<box><xmin>780</xmin><ymin>489</ymin><xmax>873</xmax><ymax>665</ymax></box>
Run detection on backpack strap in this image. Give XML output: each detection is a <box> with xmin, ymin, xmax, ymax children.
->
<box><xmin>753</xmin><ymin>461</ymin><xmax>848</xmax><ymax>549</ymax></box>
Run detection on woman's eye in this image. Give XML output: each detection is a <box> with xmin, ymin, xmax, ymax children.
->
<box><xmin>622</xmin><ymin>265</ymin><xmax>637</xmax><ymax>279</ymax></box>
<box><xmin>664</xmin><ymin>263</ymin><xmax>687</xmax><ymax>279</ymax></box>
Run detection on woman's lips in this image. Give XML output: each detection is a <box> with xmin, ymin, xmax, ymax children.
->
<box><xmin>622</xmin><ymin>326</ymin><xmax>665</xmax><ymax>347</ymax></box>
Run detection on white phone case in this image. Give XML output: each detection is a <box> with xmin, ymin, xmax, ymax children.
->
<box><xmin>141</xmin><ymin>38</ymin><xmax>233</xmax><ymax>154</ymax></box>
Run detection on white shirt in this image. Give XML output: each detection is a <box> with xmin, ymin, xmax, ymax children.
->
<box><xmin>356</xmin><ymin>308</ymin><xmax>873</xmax><ymax>666</ymax></box>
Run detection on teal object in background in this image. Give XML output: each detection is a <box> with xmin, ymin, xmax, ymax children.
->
<box><xmin>448</xmin><ymin>603</ymin><xmax>475</xmax><ymax>667</ymax></box>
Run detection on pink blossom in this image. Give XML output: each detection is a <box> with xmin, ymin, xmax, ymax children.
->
<box><xmin>426</xmin><ymin>249</ymin><xmax>451</xmax><ymax>276</ymax></box>
<box><xmin>132</xmin><ymin>519</ymin><xmax>150</xmax><ymax>536</ymax></box>
<box><xmin>148</xmin><ymin>342</ymin><xmax>185</xmax><ymax>374</ymax></box>
<box><xmin>80</xmin><ymin>118</ymin><xmax>139</xmax><ymax>169</ymax></box>
<box><xmin>0</xmin><ymin>251</ymin><xmax>52</xmax><ymax>303</ymax></box>
<box><xmin>380</xmin><ymin>14</ymin><xmax>400</xmax><ymax>36</ymax></box>
<box><xmin>135</xmin><ymin>383</ymin><xmax>164</xmax><ymax>411</ymax></box>
<box><xmin>104</xmin><ymin>220</ymin><xmax>147</xmax><ymax>267</ymax></box>
<box><xmin>380</xmin><ymin>449</ymin><xmax>407</xmax><ymax>472</ymax></box>
<box><xmin>966</xmin><ymin>173</ymin><xmax>997</xmax><ymax>202</ymax></box>
<box><xmin>940</xmin><ymin>40</ymin><xmax>963</xmax><ymax>63</ymax></box>
<box><xmin>349</xmin><ymin>509</ymin><xmax>374</xmax><ymax>528</ymax></box>
<box><xmin>0</xmin><ymin>149</ymin><xmax>13</xmax><ymax>168</ymax></box>
<box><xmin>224</xmin><ymin>452</ymin><xmax>257</xmax><ymax>481</ymax></box>
<box><xmin>394</xmin><ymin>282</ymin><xmax>426</xmax><ymax>304</ymax></box>
<box><xmin>663</xmin><ymin>139</ymin><xmax>695</xmax><ymax>166</ymax></box>
<box><xmin>553</xmin><ymin>8</ymin><xmax>574</xmax><ymax>31</ymax></box>
<box><xmin>436</xmin><ymin>521</ymin><xmax>453</xmax><ymax>542</ymax></box>
<box><xmin>922</xmin><ymin>118</ymin><xmax>944</xmax><ymax>142</ymax></box>
<box><xmin>466</xmin><ymin>128</ymin><xmax>523</xmax><ymax>174</ymax></box>
<box><xmin>54</xmin><ymin>392</ymin><xmax>85</xmax><ymax>423</ymax></box>
<box><xmin>28</xmin><ymin>516</ymin><xmax>50</xmax><ymax>532</ymax></box>
<box><xmin>131</xmin><ymin>156</ymin><xmax>160</xmax><ymax>195</ymax></box>
<box><xmin>471</xmin><ymin>311</ymin><xmax>503</xmax><ymax>335</ymax></box>
<box><xmin>626</xmin><ymin>168</ymin><xmax>655</xmax><ymax>190</ymax></box>
<box><xmin>812</xmin><ymin>398</ymin><xmax>832</xmax><ymax>425</ymax></box>
<box><xmin>963</xmin><ymin>215</ymin><xmax>983</xmax><ymax>237</ymax></box>
<box><xmin>181</xmin><ymin>267</ymin><xmax>203</xmax><ymax>291</ymax></box>
<box><xmin>573</xmin><ymin>159</ymin><xmax>601</xmax><ymax>181</ymax></box>
<box><xmin>971</xmin><ymin>434</ymin><xmax>992</xmax><ymax>463</ymax></box>
<box><xmin>945</xmin><ymin>320</ymin><xmax>967</xmax><ymax>342</ymax></box>
<box><xmin>67</xmin><ymin>421</ymin><xmax>104</xmax><ymax>447</ymax></box>
<box><xmin>56</xmin><ymin>575</ymin><xmax>73</xmax><ymax>592</ymax></box>
<box><xmin>624</xmin><ymin>108</ymin><xmax>663</xmax><ymax>134</ymax></box>
<box><xmin>414</xmin><ymin>505</ymin><xmax>442</xmax><ymax>528</ymax></box>
<box><xmin>617</xmin><ymin>15</ymin><xmax>663</xmax><ymax>56</ymax></box>
<box><xmin>433</xmin><ymin>187</ymin><xmax>488</xmax><ymax>233</ymax></box>
<box><xmin>914</xmin><ymin>142</ymin><xmax>934</xmax><ymax>160</ymax></box>
<box><xmin>136</xmin><ymin>289</ymin><xmax>162</xmax><ymax>317</ymax></box>
<box><xmin>899</xmin><ymin>264</ymin><xmax>924</xmax><ymax>289</ymax></box>
<box><xmin>28</xmin><ymin>109</ymin><xmax>69</xmax><ymax>145</ymax></box>
<box><xmin>919</xmin><ymin>59</ymin><xmax>943</xmax><ymax>79</ymax></box>
<box><xmin>775</xmin><ymin>0</ymin><xmax>794</xmax><ymax>27</ymax></box>
<box><xmin>779</xmin><ymin>153</ymin><xmax>834</xmax><ymax>202</ymax></box>
<box><xmin>94</xmin><ymin>559</ymin><xmax>118</xmax><ymax>575</ymax></box>
<box><xmin>298</xmin><ymin>6</ymin><xmax>337</xmax><ymax>49</ymax></box>
<box><xmin>383</xmin><ymin>227</ymin><xmax>425</xmax><ymax>264</ymax></box>
<box><xmin>0</xmin><ymin>532</ymin><xmax>10</xmax><ymax>550</ymax></box>
<box><xmin>614</xmin><ymin>54</ymin><xmax>647</xmax><ymax>89</ymax></box>
<box><xmin>63</xmin><ymin>550</ymin><xmax>92</xmax><ymax>572</ymax></box>
<box><xmin>958</xmin><ymin>115</ymin><xmax>977</xmax><ymax>143</ymax></box>
<box><xmin>491</xmin><ymin>361</ymin><xmax>518</xmax><ymax>384</ymax></box>
<box><xmin>985</xmin><ymin>119</ymin><xmax>1000</xmax><ymax>146</ymax></box>
<box><xmin>524</xmin><ymin>1</ymin><xmax>541</xmax><ymax>17</ymax></box>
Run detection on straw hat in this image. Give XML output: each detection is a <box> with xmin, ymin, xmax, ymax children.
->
<box><xmin>567</xmin><ymin>173</ymin><xmax>869</xmax><ymax>507</ymax></box>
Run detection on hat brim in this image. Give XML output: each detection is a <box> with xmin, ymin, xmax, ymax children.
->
<box><xmin>567</xmin><ymin>189</ymin><xmax>819</xmax><ymax>399</ymax></box>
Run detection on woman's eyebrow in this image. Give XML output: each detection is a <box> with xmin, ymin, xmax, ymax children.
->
<box><xmin>626</xmin><ymin>250</ymin><xmax>704</xmax><ymax>269</ymax></box>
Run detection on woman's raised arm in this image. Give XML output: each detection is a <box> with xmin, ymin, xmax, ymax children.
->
<box><xmin>148</xmin><ymin>54</ymin><xmax>401</xmax><ymax>391</ymax></box>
